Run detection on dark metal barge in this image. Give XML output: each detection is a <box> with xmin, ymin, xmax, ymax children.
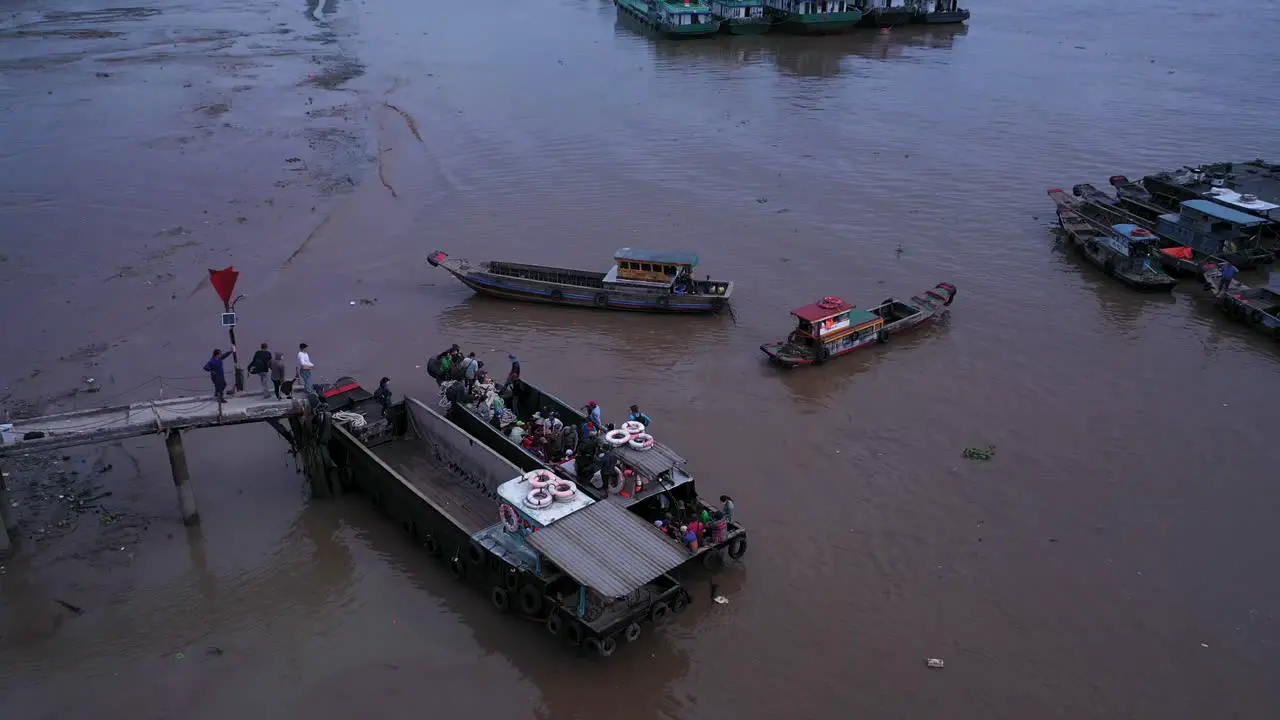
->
<box><xmin>439</xmin><ymin>379</ymin><xmax>749</xmax><ymax>572</ymax></box>
<box><xmin>322</xmin><ymin>381</ymin><xmax>692</xmax><ymax>658</ymax></box>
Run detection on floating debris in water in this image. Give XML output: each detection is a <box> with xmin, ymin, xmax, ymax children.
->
<box><xmin>962</xmin><ymin>445</ymin><xmax>996</xmax><ymax>461</ymax></box>
<box><xmin>926</xmin><ymin>658</ymin><xmax>945</xmax><ymax>669</ymax></box>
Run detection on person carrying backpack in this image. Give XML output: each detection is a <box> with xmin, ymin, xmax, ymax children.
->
<box><xmin>248</xmin><ymin>343</ymin><xmax>273</xmax><ymax>398</ymax></box>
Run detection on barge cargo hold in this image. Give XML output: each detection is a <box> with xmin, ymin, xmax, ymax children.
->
<box><xmin>439</xmin><ymin>379</ymin><xmax>749</xmax><ymax>572</ymax></box>
<box><xmin>323</xmin><ymin>382</ymin><xmax>692</xmax><ymax>658</ymax></box>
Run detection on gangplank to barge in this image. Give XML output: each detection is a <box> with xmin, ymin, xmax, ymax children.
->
<box><xmin>320</xmin><ymin>379</ymin><xmax>692</xmax><ymax>658</ymax></box>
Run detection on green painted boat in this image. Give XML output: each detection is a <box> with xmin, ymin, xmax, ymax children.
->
<box><xmin>615</xmin><ymin>0</ymin><xmax>722</xmax><ymax>38</ymax></box>
<box><xmin>763</xmin><ymin>0</ymin><xmax>862</xmax><ymax>34</ymax></box>
<box><xmin>709</xmin><ymin>0</ymin><xmax>772</xmax><ymax>34</ymax></box>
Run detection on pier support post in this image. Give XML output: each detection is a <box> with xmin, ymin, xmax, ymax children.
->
<box><xmin>290</xmin><ymin>415</ymin><xmax>331</xmax><ymax>499</ymax></box>
<box><xmin>0</xmin><ymin>465</ymin><xmax>16</xmax><ymax>558</ymax></box>
<box><xmin>166</xmin><ymin>430</ymin><xmax>200</xmax><ymax>526</ymax></box>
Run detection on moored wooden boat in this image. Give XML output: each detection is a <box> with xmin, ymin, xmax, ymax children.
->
<box><xmin>1155</xmin><ymin>199</ymin><xmax>1275</xmax><ymax>269</ymax></box>
<box><xmin>1068</xmin><ymin>183</ymin><xmax>1210</xmax><ymax>277</ymax></box>
<box><xmin>1201</xmin><ymin>263</ymin><xmax>1280</xmax><ymax>339</ymax></box>
<box><xmin>760</xmin><ymin>284</ymin><xmax>956</xmax><ymax>368</ymax></box>
<box><xmin>855</xmin><ymin>0</ymin><xmax>915</xmax><ymax>28</ymax></box>
<box><xmin>763</xmin><ymin>0</ymin><xmax>862</xmax><ymax>33</ymax></box>
<box><xmin>710</xmin><ymin>0</ymin><xmax>772</xmax><ymax>33</ymax></box>
<box><xmin>428</xmin><ymin>248</ymin><xmax>733</xmax><ymax>314</ymax></box>
<box><xmin>615</xmin><ymin>0</ymin><xmax>722</xmax><ymax>38</ymax></box>
<box><xmin>1048</xmin><ymin>188</ymin><xmax>1179</xmax><ymax>292</ymax></box>
<box><xmin>910</xmin><ymin>0</ymin><xmax>969</xmax><ymax>23</ymax></box>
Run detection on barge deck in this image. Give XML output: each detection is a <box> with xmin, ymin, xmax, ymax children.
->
<box><xmin>439</xmin><ymin>378</ymin><xmax>749</xmax><ymax>572</ymax></box>
<box><xmin>324</xmin><ymin>383</ymin><xmax>693</xmax><ymax>657</ymax></box>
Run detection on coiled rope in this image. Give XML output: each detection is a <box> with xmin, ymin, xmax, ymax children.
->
<box><xmin>333</xmin><ymin>411</ymin><xmax>367</xmax><ymax>428</ymax></box>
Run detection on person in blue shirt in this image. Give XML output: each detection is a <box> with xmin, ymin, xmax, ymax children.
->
<box><xmin>1218</xmin><ymin>261</ymin><xmax>1238</xmax><ymax>295</ymax></box>
<box><xmin>628</xmin><ymin>404</ymin><xmax>652</xmax><ymax>429</ymax></box>
<box><xmin>203</xmin><ymin>347</ymin><xmax>235</xmax><ymax>403</ymax></box>
<box><xmin>582</xmin><ymin>400</ymin><xmax>602</xmax><ymax>428</ymax></box>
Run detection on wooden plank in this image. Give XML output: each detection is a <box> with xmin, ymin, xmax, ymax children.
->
<box><xmin>0</xmin><ymin>395</ymin><xmax>305</xmax><ymax>458</ymax></box>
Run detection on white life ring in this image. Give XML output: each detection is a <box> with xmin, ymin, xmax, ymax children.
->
<box><xmin>628</xmin><ymin>433</ymin><xmax>654</xmax><ymax>451</ymax></box>
<box><xmin>522</xmin><ymin>468</ymin><xmax>557</xmax><ymax>489</ymax></box>
<box><xmin>604</xmin><ymin>429</ymin><xmax>631</xmax><ymax>447</ymax></box>
<box><xmin>621</xmin><ymin>420</ymin><xmax>645</xmax><ymax>436</ymax></box>
<box><xmin>550</xmin><ymin>479</ymin><xmax>578</xmax><ymax>502</ymax></box>
<box><xmin>525</xmin><ymin>488</ymin><xmax>553</xmax><ymax>510</ymax></box>
<box><xmin>500</xmin><ymin>503</ymin><xmax>521</xmax><ymax>532</ymax></box>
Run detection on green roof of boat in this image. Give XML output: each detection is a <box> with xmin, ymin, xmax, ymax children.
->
<box><xmin>614</xmin><ymin>248</ymin><xmax>700</xmax><ymax>267</ymax></box>
<box><xmin>657</xmin><ymin>0</ymin><xmax>713</xmax><ymax>9</ymax></box>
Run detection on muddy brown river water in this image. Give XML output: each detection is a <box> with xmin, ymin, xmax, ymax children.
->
<box><xmin>2</xmin><ymin>0</ymin><xmax>1279</xmax><ymax>717</ymax></box>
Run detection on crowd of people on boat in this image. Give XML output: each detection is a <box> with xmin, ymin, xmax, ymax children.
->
<box><xmin>653</xmin><ymin>495</ymin><xmax>735</xmax><ymax>553</ymax></box>
<box><xmin>428</xmin><ymin>344</ymin><xmax>738</xmax><ymax>550</ymax></box>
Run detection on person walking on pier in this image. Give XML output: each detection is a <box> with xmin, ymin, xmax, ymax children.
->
<box><xmin>297</xmin><ymin>343</ymin><xmax>315</xmax><ymax>393</ymax></box>
<box><xmin>270</xmin><ymin>351</ymin><xmax>288</xmax><ymax>400</ymax></box>
<box><xmin>203</xmin><ymin>347</ymin><xmax>235</xmax><ymax>403</ymax></box>
<box><xmin>249</xmin><ymin>343</ymin><xmax>273</xmax><ymax>398</ymax></box>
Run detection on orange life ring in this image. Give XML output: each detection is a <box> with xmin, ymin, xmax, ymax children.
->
<box><xmin>818</xmin><ymin>296</ymin><xmax>843</xmax><ymax>310</ymax></box>
<box><xmin>1131</xmin><ymin>228</ymin><xmax>1154</xmax><ymax>237</ymax></box>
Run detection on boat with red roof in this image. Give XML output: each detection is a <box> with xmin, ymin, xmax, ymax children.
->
<box><xmin>760</xmin><ymin>283</ymin><xmax>956</xmax><ymax>368</ymax></box>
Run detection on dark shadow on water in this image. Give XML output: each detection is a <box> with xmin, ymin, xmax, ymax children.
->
<box><xmin>333</xmin><ymin>497</ymin><xmax>694</xmax><ymax>719</ymax></box>
<box><xmin>1045</xmin><ymin>228</ymin><xmax>1178</xmax><ymax>332</ymax></box>
<box><xmin>616</xmin><ymin>19</ymin><xmax>968</xmax><ymax>77</ymax></box>
<box><xmin>764</xmin><ymin>318</ymin><xmax>954</xmax><ymax>407</ymax></box>
<box><xmin>438</xmin><ymin>295</ymin><xmax>737</xmax><ymax>361</ymax></box>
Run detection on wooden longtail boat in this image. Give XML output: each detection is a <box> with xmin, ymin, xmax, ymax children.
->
<box><xmin>760</xmin><ymin>283</ymin><xmax>956</xmax><ymax>368</ymax></box>
<box><xmin>428</xmin><ymin>248</ymin><xmax>733</xmax><ymax>314</ymax></box>
<box><xmin>1202</xmin><ymin>263</ymin><xmax>1280</xmax><ymax>340</ymax></box>
<box><xmin>1048</xmin><ymin>188</ymin><xmax>1179</xmax><ymax>292</ymax></box>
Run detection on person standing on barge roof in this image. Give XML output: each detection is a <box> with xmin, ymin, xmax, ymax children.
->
<box><xmin>628</xmin><ymin>404</ymin><xmax>652</xmax><ymax>429</ymax></box>
<box><xmin>583</xmin><ymin>400</ymin><xmax>602</xmax><ymax>428</ymax></box>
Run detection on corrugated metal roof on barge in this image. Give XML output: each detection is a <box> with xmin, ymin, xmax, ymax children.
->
<box><xmin>526</xmin><ymin>498</ymin><xmax>688</xmax><ymax>598</ymax></box>
<box><xmin>615</xmin><ymin>440</ymin><xmax>685</xmax><ymax>480</ymax></box>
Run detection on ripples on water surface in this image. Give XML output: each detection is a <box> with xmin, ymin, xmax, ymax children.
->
<box><xmin>0</xmin><ymin>0</ymin><xmax>1278</xmax><ymax>717</ymax></box>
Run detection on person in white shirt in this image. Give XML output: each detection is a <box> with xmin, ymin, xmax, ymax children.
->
<box><xmin>297</xmin><ymin>342</ymin><xmax>315</xmax><ymax>393</ymax></box>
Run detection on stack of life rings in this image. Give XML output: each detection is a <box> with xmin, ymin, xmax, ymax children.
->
<box><xmin>618</xmin><ymin>420</ymin><xmax>654</xmax><ymax>451</ymax></box>
<box><xmin>818</xmin><ymin>295</ymin><xmax>843</xmax><ymax>310</ymax></box>
<box><xmin>522</xmin><ymin>469</ymin><xmax>578</xmax><ymax>510</ymax></box>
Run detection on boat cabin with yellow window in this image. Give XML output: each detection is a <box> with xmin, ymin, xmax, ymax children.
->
<box><xmin>427</xmin><ymin>246</ymin><xmax>734</xmax><ymax>314</ymax></box>
<box><xmin>760</xmin><ymin>283</ymin><xmax>957</xmax><ymax>368</ymax></box>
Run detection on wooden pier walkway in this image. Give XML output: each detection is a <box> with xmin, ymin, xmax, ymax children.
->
<box><xmin>0</xmin><ymin>394</ymin><xmax>316</xmax><ymax>558</ymax></box>
<box><xmin>0</xmin><ymin>394</ymin><xmax>305</xmax><ymax>458</ymax></box>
